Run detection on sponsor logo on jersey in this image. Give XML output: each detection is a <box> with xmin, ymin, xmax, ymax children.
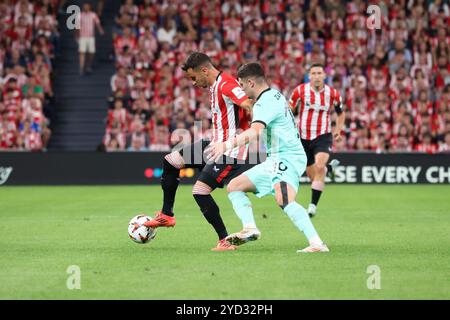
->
<box><xmin>231</xmin><ymin>87</ymin><xmax>245</xmax><ymax>99</ymax></box>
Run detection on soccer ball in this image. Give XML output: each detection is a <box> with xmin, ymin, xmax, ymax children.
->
<box><xmin>128</xmin><ymin>214</ymin><xmax>157</xmax><ymax>244</ymax></box>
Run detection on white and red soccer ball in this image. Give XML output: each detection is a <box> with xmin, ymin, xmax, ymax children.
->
<box><xmin>128</xmin><ymin>214</ymin><xmax>157</xmax><ymax>244</ymax></box>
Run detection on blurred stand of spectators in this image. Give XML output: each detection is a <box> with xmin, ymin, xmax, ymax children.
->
<box><xmin>103</xmin><ymin>0</ymin><xmax>450</xmax><ymax>154</ymax></box>
<box><xmin>1</xmin><ymin>0</ymin><xmax>59</xmax><ymax>151</ymax></box>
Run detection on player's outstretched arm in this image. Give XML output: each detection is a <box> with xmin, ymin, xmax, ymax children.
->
<box><xmin>333</xmin><ymin>97</ymin><xmax>345</xmax><ymax>141</ymax></box>
<box><xmin>205</xmin><ymin>122</ymin><xmax>265</xmax><ymax>161</ymax></box>
<box><xmin>333</xmin><ymin>110</ymin><xmax>345</xmax><ymax>141</ymax></box>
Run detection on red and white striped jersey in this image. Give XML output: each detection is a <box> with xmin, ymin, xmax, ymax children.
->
<box><xmin>289</xmin><ymin>83</ymin><xmax>343</xmax><ymax>141</ymax></box>
<box><xmin>209</xmin><ymin>72</ymin><xmax>250</xmax><ymax>160</ymax></box>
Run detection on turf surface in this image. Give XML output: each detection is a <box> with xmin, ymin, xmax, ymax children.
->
<box><xmin>0</xmin><ymin>185</ymin><xmax>449</xmax><ymax>299</ymax></box>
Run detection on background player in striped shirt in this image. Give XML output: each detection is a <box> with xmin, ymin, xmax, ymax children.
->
<box><xmin>78</xmin><ymin>3</ymin><xmax>104</xmax><ymax>75</ymax></box>
<box><xmin>143</xmin><ymin>52</ymin><xmax>255</xmax><ymax>251</ymax></box>
<box><xmin>289</xmin><ymin>63</ymin><xmax>345</xmax><ymax>217</ymax></box>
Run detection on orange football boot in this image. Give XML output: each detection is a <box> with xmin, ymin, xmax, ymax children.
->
<box><xmin>143</xmin><ymin>211</ymin><xmax>176</xmax><ymax>228</ymax></box>
<box><xmin>211</xmin><ymin>238</ymin><xmax>238</xmax><ymax>251</ymax></box>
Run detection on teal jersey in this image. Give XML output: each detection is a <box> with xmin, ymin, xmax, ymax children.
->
<box><xmin>252</xmin><ymin>88</ymin><xmax>305</xmax><ymax>157</ymax></box>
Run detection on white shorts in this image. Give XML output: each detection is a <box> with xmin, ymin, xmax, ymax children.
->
<box><xmin>79</xmin><ymin>37</ymin><xmax>96</xmax><ymax>53</ymax></box>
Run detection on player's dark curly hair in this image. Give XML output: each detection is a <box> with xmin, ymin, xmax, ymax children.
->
<box><xmin>181</xmin><ymin>52</ymin><xmax>213</xmax><ymax>71</ymax></box>
<box><xmin>237</xmin><ymin>62</ymin><xmax>266</xmax><ymax>81</ymax></box>
<box><xmin>309</xmin><ymin>63</ymin><xmax>325</xmax><ymax>71</ymax></box>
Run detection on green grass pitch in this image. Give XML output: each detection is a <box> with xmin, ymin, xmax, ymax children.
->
<box><xmin>0</xmin><ymin>185</ymin><xmax>449</xmax><ymax>299</ymax></box>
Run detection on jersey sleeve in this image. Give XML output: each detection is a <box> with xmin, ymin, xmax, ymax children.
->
<box><xmin>252</xmin><ymin>98</ymin><xmax>278</xmax><ymax>127</ymax></box>
<box><xmin>221</xmin><ymin>81</ymin><xmax>248</xmax><ymax>106</ymax></box>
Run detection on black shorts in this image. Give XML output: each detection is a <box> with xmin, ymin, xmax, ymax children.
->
<box><xmin>179</xmin><ymin>139</ymin><xmax>254</xmax><ymax>189</ymax></box>
<box><xmin>301</xmin><ymin>133</ymin><xmax>333</xmax><ymax>166</ymax></box>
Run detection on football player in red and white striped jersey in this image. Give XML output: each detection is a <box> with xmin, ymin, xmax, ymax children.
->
<box><xmin>144</xmin><ymin>52</ymin><xmax>255</xmax><ymax>251</ymax></box>
<box><xmin>289</xmin><ymin>64</ymin><xmax>345</xmax><ymax>217</ymax></box>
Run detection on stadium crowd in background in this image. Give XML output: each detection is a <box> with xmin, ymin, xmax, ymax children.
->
<box><xmin>0</xmin><ymin>0</ymin><xmax>59</xmax><ymax>151</ymax></box>
<box><xmin>1</xmin><ymin>0</ymin><xmax>447</xmax><ymax>154</ymax></box>
<box><xmin>104</xmin><ymin>0</ymin><xmax>450</xmax><ymax>154</ymax></box>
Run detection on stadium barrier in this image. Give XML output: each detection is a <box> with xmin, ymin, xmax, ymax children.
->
<box><xmin>0</xmin><ymin>152</ymin><xmax>449</xmax><ymax>185</ymax></box>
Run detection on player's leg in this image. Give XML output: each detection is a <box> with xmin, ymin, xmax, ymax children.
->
<box><xmin>161</xmin><ymin>151</ymin><xmax>185</xmax><ymax>214</ymax></box>
<box><xmin>79</xmin><ymin>39</ymin><xmax>86</xmax><ymax>75</ymax></box>
<box><xmin>79</xmin><ymin>53</ymin><xmax>85</xmax><ymax>75</ymax></box>
<box><xmin>273</xmin><ymin>181</ymin><xmax>329</xmax><ymax>253</ymax></box>
<box><xmin>308</xmin><ymin>133</ymin><xmax>334</xmax><ymax>217</ymax></box>
<box><xmin>225</xmin><ymin>174</ymin><xmax>261</xmax><ymax>246</ymax></box>
<box><xmin>192</xmin><ymin>180</ymin><xmax>230</xmax><ymax>244</ymax></box>
<box><xmin>309</xmin><ymin>156</ymin><xmax>340</xmax><ymax>216</ymax></box>
<box><xmin>306</xmin><ymin>165</ymin><xmax>315</xmax><ymax>182</ymax></box>
<box><xmin>308</xmin><ymin>151</ymin><xmax>329</xmax><ymax>217</ymax></box>
<box><xmin>86</xmin><ymin>53</ymin><xmax>94</xmax><ymax>73</ymax></box>
<box><xmin>144</xmin><ymin>151</ymin><xmax>184</xmax><ymax>228</ymax></box>
<box><xmin>301</xmin><ymin>138</ymin><xmax>319</xmax><ymax>216</ymax></box>
<box><xmin>227</xmin><ymin>174</ymin><xmax>257</xmax><ymax>229</ymax></box>
<box><xmin>193</xmin><ymin>157</ymin><xmax>242</xmax><ymax>251</ymax></box>
<box><xmin>225</xmin><ymin>158</ymin><xmax>276</xmax><ymax>246</ymax></box>
<box><xmin>86</xmin><ymin>38</ymin><xmax>95</xmax><ymax>73</ymax></box>
<box><xmin>145</xmin><ymin>140</ymin><xmax>207</xmax><ymax>228</ymax></box>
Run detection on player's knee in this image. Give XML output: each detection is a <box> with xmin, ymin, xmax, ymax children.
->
<box><xmin>192</xmin><ymin>182</ymin><xmax>212</xmax><ymax>195</ymax></box>
<box><xmin>163</xmin><ymin>157</ymin><xmax>177</xmax><ymax>172</ymax></box>
<box><xmin>161</xmin><ymin>155</ymin><xmax>181</xmax><ymax>191</ymax></box>
<box><xmin>226</xmin><ymin>178</ymin><xmax>239</xmax><ymax>193</ymax></box>
<box><xmin>164</xmin><ymin>152</ymin><xmax>175</xmax><ymax>162</ymax></box>
<box><xmin>314</xmin><ymin>163</ymin><xmax>327</xmax><ymax>174</ymax></box>
<box><xmin>275</xmin><ymin>194</ymin><xmax>293</xmax><ymax>209</ymax></box>
<box><xmin>164</xmin><ymin>152</ymin><xmax>184</xmax><ymax>170</ymax></box>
